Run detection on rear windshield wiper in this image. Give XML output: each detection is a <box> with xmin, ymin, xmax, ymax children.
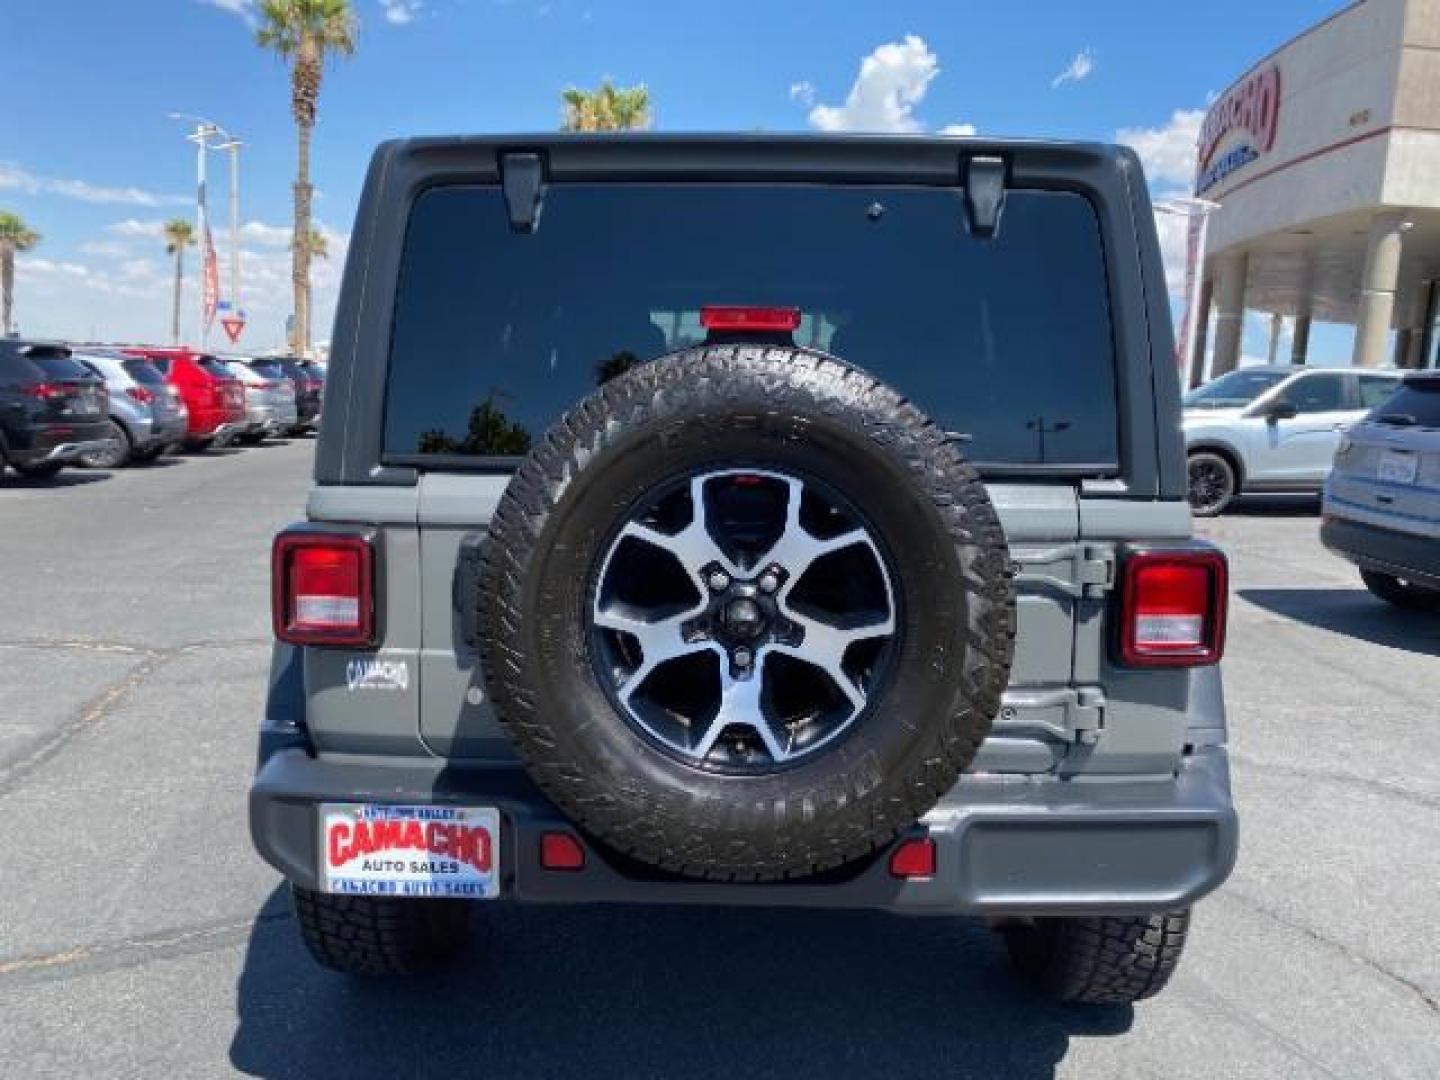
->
<box><xmin>1376</xmin><ymin>413</ymin><xmax>1418</xmax><ymax>427</ymax></box>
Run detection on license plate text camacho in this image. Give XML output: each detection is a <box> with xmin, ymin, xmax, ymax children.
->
<box><xmin>319</xmin><ymin>804</ymin><xmax>501</xmax><ymax>898</ymax></box>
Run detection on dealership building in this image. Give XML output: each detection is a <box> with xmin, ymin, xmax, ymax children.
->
<box><xmin>1188</xmin><ymin>0</ymin><xmax>1440</xmax><ymax>386</ymax></box>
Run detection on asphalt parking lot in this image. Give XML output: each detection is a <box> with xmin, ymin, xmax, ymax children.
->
<box><xmin>1</xmin><ymin>442</ymin><xmax>1437</xmax><ymax>1079</ymax></box>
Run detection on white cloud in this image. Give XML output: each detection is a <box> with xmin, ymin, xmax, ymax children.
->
<box><xmin>0</xmin><ymin>162</ymin><xmax>187</xmax><ymax>208</ymax></box>
<box><xmin>240</xmin><ymin>220</ymin><xmax>294</xmax><ymax>247</ymax></box>
<box><xmin>1115</xmin><ymin>107</ymin><xmax>1204</xmax><ymax>189</ymax></box>
<box><xmin>808</xmin><ymin>35</ymin><xmax>939</xmax><ymax>133</ymax></box>
<box><xmin>939</xmin><ymin>123</ymin><xmax>977</xmax><ymax>137</ymax></box>
<box><xmin>79</xmin><ymin>241</ymin><xmax>134</xmax><ymax>259</ymax></box>
<box><xmin>109</xmin><ymin>219</ymin><xmax>170</xmax><ymax>238</ymax></box>
<box><xmin>380</xmin><ymin>0</ymin><xmax>423</xmax><ymax>24</ymax></box>
<box><xmin>789</xmin><ymin>81</ymin><xmax>816</xmax><ymax>107</ymax></box>
<box><xmin>1114</xmin><ymin>107</ymin><xmax>1208</xmax><ymax>298</ymax></box>
<box><xmin>200</xmin><ymin>0</ymin><xmax>255</xmax><ymax>21</ymax></box>
<box><xmin>1051</xmin><ymin>48</ymin><xmax>1095</xmax><ymax>89</ymax></box>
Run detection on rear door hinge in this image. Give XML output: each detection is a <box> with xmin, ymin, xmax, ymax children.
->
<box><xmin>1067</xmin><ymin>687</ymin><xmax>1106</xmax><ymax>745</ymax></box>
<box><xmin>501</xmin><ymin>151</ymin><xmax>547</xmax><ymax>234</ymax></box>
<box><xmin>1076</xmin><ymin>544</ymin><xmax>1115</xmax><ymax>599</ymax></box>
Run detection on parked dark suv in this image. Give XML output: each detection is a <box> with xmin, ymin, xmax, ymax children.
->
<box><xmin>247</xmin><ymin>356</ymin><xmax>323</xmax><ymax>433</ymax></box>
<box><xmin>0</xmin><ymin>340</ymin><xmax>111</xmax><ymax>480</ymax></box>
<box><xmin>251</xmin><ymin>135</ymin><xmax>1235</xmax><ymax>1004</ymax></box>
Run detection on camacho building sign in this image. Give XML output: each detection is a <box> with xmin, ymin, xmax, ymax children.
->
<box><xmin>1196</xmin><ymin>64</ymin><xmax>1282</xmax><ymax>194</ymax></box>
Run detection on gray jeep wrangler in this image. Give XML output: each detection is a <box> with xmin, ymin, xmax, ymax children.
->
<box><xmin>251</xmin><ymin>134</ymin><xmax>1236</xmax><ymax>1005</ymax></box>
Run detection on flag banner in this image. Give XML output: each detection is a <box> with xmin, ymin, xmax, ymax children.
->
<box><xmin>1174</xmin><ymin>211</ymin><xmax>1205</xmax><ymax>377</ymax></box>
<box><xmin>202</xmin><ymin>225</ymin><xmax>220</xmax><ymax>330</ymax></box>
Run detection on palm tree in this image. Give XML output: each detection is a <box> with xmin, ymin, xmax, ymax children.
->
<box><xmin>561</xmin><ymin>80</ymin><xmax>651</xmax><ymax>132</ymax></box>
<box><xmin>163</xmin><ymin>219</ymin><xmax>196</xmax><ymax>345</ymax></box>
<box><xmin>298</xmin><ymin>226</ymin><xmax>328</xmax><ymax>348</ymax></box>
<box><xmin>0</xmin><ymin>211</ymin><xmax>40</xmax><ymax>337</ymax></box>
<box><xmin>255</xmin><ymin>0</ymin><xmax>357</xmax><ymax>356</ymax></box>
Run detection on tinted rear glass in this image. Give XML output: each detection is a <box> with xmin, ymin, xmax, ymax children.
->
<box><xmin>32</xmin><ymin>355</ymin><xmax>96</xmax><ymax>381</ymax></box>
<box><xmin>383</xmin><ymin>184</ymin><xmax>1118</xmax><ymax>467</ymax></box>
<box><xmin>122</xmin><ymin>359</ymin><xmax>168</xmax><ymax>386</ymax></box>
<box><xmin>1369</xmin><ymin>380</ymin><xmax>1440</xmax><ymax>428</ymax></box>
<box><xmin>198</xmin><ymin>357</ymin><xmax>234</xmax><ymax>379</ymax></box>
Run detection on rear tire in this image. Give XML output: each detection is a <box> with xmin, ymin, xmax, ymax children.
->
<box><xmin>1187</xmin><ymin>452</ymin><xmax>1238</xmax><ymax>517</ymax></box>
<box><xmin>1360</xmin><ymin>570</ymin><xmax>1440</xmax><ymax>612</ymax></box>
<box><xmin>79</xmin><ymin>420</ymin><xmax>132</xmax><ymax>469</ymax></box>
<box><xmin>184</xmin><ymin>437</ymin><xmax>214</xmax><ymax>453</ymax></box>
<box><xmin>291</xmin><ymin>884</ymin><xmax>472</xmax><ymax>976</ymax></box>
<box><xmin>1001</xmin><ymin>910</ymin><xmax>1191</xmax><ymax>1004</ymax></box>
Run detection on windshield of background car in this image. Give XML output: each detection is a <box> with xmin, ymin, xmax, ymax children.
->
<box><xmin>383</xmin><ymin>184</ymin><xmax>1119</xmax><ymax>468</ymax></box>
<box><xmin>1369</xmin><ymin>379</ymin><xmax>1440</xmax><ymax>428</ymax></box>
<box><xmin>1183</xmin><ymin>368</ymin><xmax>1290</xmax><ymax>409</ymax></box>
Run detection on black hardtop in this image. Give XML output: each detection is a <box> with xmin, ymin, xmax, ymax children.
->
<box><xmin>317</xmin><ymin>132</ymin><xmax>1182</xmax><ymax>500</ymax></box>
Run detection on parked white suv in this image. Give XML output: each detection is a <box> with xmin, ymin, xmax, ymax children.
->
<box><xmin>1323</xmin><ymin>371</ymin><xmax>1440</xmax><ymax>610</ymax></box>
<box><xmin>1183</xmin><ymin>366</ymin><xmax>1403</xmax><ymax>515</ymax></box>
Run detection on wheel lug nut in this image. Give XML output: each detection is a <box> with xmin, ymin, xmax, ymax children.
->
<box><xmin>733</xmin><ymin>647</ymin><xmax>753</xmax><ymax>668</ymax></box>
<box><xmin>758</xmin><ymin>572</ymin><xmax>780</xmax><ymax>594</ymax></box>
<box><xmin>707</xmin><ymin>570</ymin><xmax>730</xmax><ymax>592</ymax></box>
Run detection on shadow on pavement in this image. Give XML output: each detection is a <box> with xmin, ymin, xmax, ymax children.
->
<box><xmin>230</xmin><ymin>886</ymin><xmax>1129</xmax><ymax>1079</ymax></box>
<box><xmin>1239</xmin><ymin>587</ymin><xmax>1440</xmax><ymax>655</ymax></box>
<box><xmin>1226</xmin><ymin>493</ymin><xmax>1322</xmax><ymax>517</ymax></box>
<box><xmin>2</xmin><ymin>469</ymin><xmax>113</xmax><ymax>488</ymax></box>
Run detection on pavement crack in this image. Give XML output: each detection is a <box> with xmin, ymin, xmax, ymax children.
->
<box><xmin>0</xmin><ymin>649</ymin><xmax>173</xmax><ymax>797</ymax></box>
<box><xmin>1222</xmin><ymin>888</ymin><xmax>1440</xmax><ymax>1019</ymax></box>
<box><xmin>0</xmin><ymin>911</ymin><xmax>292</xmax><ymax>989</ymax></box>
<box><xmin>0</xmin><ymin>638</ymin><xmax>155</xmax><ymax>655</ymax></box>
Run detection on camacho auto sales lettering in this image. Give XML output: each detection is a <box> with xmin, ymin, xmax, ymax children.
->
<box><xmin>1196</xmin><ymin>63</ymin><xmax>1281</xmax><ymax>193</ymax></box>
<box><xmin>328</xmin><ymin>817</ymin><xmax>493</xmax><ymax>873</ymax></box>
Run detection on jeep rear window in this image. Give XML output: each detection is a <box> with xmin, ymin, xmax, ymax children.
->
<box><xmin>383</xmin><ymin>184</ymin><xmax>1118</xmax><ymax>469</ymax></box>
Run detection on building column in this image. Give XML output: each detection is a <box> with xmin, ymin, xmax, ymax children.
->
<box><xmin>1291</xmin><ymin>315</ymin><xmax>1312</xmax><ymax>365</ymax></box>
<box><xmin>1352</xmin><ymin>212</ymin><xmax>1409</xmax><ymax>369</ymax></box>
<box><xmin>1210</xmin><ymin>250</ymin><xmax>1249</xmax><ymax>378</ymax></box>
<box><xmin>1188</xmin><ymin>277</ymin><xmax>1213</xmax><ymax>389</ymax></box>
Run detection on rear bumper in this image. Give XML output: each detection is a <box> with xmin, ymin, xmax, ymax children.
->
<box><xmin>8</xmin><ymin>426</ymin><xmax>113</xmax><ymax>467</ymax></box>
<box><xmin>250</xmin><ymin>746</ymin><xmax>1237</xmax><ymax>916</ymax></box>
<box><xmin>1321</xmin><ymin>515</ymin><xmax>1440</xmax><ymax>590</ymax></box>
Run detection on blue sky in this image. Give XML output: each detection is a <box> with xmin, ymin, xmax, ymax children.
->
<box><xmin>2</xmin><ymin>0</ymin><xmax>1344</xmax><ymax>358</ymax></box>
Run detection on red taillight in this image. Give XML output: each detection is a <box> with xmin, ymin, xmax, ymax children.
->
<box><xmin>125</xmin><ymin>386</ymin><xmax>155</xmax><ymax>404</ymax></box>
<box><xmin>271</xmin><ymin>533</ymin><xmax>375</xmax><ymax>647</ymax></box>
<box><xmin>24</xmin><ymin>382</ymin><xmax>67</xmax><ymax>400</ymax></box>
<box><xmin>889</xmin><ymin>837</ymin><xmax>936</xmax><ymax>879</ymax></box>
<box><xmin>1117</xmin><ymin>549</ymin><xmax>1228</xmax><ymax>667</ymax></box>
<box><xmin>700</xmin><ymin>305</ymin><xmax>802</xmax><ymax>333</ymax></box>
<box><xmin>539</xmin><ymin>831</ymin><xmax>586</xmax><ymax>871</ymax></box>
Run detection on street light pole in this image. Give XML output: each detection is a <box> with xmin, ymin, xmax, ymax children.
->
<box><xmin>171</xmin><ymin>113</ymin><xmax>241</xmax><ymax>349</ymax></box>
<box><xmin>1157</xmin><ymin>197</ymin><xmax>1221</xmax><ymax>388</ymax></box>
<box><xmin>215</xmin><ymin>138</ymin><xmax>244</xmax><ymax>323</ymax></box>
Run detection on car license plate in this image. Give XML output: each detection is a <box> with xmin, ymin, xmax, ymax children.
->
<box><xmin>1377</xmin><ymin>449</ymin><xmax>1418</xmax><ymax>485</ymax></box>
<box><xmin>319</xmin><ymin>804</ymin><xmax>500</xmax><ymax>898</ymax></box>
<box><xmin>73</xmin><ymin>397</ymin><xmax>100</xmax><ymax>415</ymax></box>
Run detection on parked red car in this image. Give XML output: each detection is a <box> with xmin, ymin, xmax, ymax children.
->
<box><xmin>122</xmin><ymin>347</ymin><xmax>247</xmax><ymax>450</ymax></box>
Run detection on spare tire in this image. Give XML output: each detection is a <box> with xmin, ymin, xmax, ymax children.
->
<box><xmin>477</xmin><ymin>345</ymin><xmax>1014</xmax><ymax>881</ymax></box>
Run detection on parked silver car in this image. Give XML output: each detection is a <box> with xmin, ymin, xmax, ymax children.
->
<box><xmin>1183</xmin><ymin>365</ymin><xmax>1403</xmax><ymax>515</ymax></box>
<box><xmin>73</xmin><ymin>352</ymin><xmax>190</xmax><ymax>467</ymax></box>
<box><xmin>224</xmin><ymin>359</ymin><xmax>298</xmax><ymax>444</ymax></box>
<box><xmin>1322</xmin><ymin>371</ymin><xmax>1440</xmax><ymax>610</ymax></box>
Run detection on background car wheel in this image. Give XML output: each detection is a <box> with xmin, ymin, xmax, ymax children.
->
<box><xmin>184</xmin><ymin>437</ymin><xmax>214</xmax><ymax>453</ymax></box>
<box><xmin>11</xmin><ymin>461</ymin><xmax>63</xmax><ymax>481</ymax></box>
<box><xmin>477</xmin><ymin>345</ymin><xmax>1015</xmax><ymax>882</ymax></box>
<box><xmin>1000</xmin><ymin>910</ymin><xmax>1191</xmax><ymax>1004</ymax></box>
<box><xmin>1360</xmin><ymin>570</ymin><xmax>1440</xmax><ymax>612</ymax></box>
<box><xmin>1187</xmin><ymin>452</ymin><xmax>1238</xmax><ymax>516</ymax></box>
<box><xmin>131</xmin><ymin>446</ymin><xmax>165</xmax><ymax>464</ymax></box>
<box><xmin>78</xmin><ymin>420</ymin><xmax>132</xmax><ymax>469</ymax></box>
<box><xmin>291</xmin><ymin>885</ymin><xmax>472</xmax><ymax>976</ymax></box>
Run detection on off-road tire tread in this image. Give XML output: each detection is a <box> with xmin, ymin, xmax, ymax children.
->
<box><xmin>1004</xmin><ymin>910</ymin><xmax>1191</xmax><ymax>1004</ymax></box>
<box><xmin>291</xmin><ymin>884</ymin><xmax>471</xmax><ymax>976</ymax></box>
<box><xmin>477</xmin><ymin>345</ymin><xmax>1015</xmax><ymax>881</ymax></box>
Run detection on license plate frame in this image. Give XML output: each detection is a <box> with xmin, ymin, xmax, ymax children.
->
<box><xmin>1377</xmin><ymin>448</ymin><xmax>1419</xmax><ymax>485</ymax></box>
<box><xmin>318</xmin><ymin>803</ymin><xmax>501</xmax><ymax>899</ymax></box>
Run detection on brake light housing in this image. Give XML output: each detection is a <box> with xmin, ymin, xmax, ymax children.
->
<box><xmin>272</xmin><ymin>532</ymin><xmax>376</xmax><ymax>647</ymax></box>
<box><xmin>125</xmin><ymin>386</ymin><xmax>156</xmax><ymax>404</ymax></box>
<box><xmin>1116</xmin><ymin>547</ymin><xmax>1228</xmax><ymax>667</ymax></box>
<box><xmin>700</xmin><ymin>305</ymin><xmax>801</xmax><ymax>333</ymax></box>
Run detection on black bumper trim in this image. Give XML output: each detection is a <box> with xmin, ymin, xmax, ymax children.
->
<box><xmin>1322</xmin><ymin>516</ymin><xmax>1440</xmax><ymax>590</ymax></box>
<box><xmin>250</xmin><ymin>748</ymin><xmax>1237</xmax><ymax>916</ymax></box>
